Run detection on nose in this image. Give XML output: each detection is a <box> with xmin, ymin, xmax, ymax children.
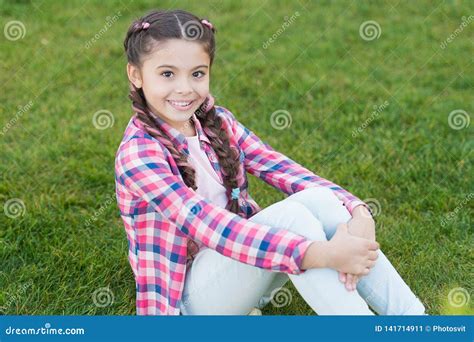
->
<box><xmin>176</xmin><ymin>76</ymin><xmax>193</xmax><ymax>94</ymax></box>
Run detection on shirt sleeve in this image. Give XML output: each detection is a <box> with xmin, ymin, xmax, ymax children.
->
<box><xmin>219</xmin><ymin>106</ymin><xmax>373</xmax><ymax>217</ymax></box>
<box><xmin>115</xmin><ymin>136</ymin><xmax>314</xmax><ymax>276</ymax></box>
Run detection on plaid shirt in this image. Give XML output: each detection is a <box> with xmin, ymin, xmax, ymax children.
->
<box><xmin>114</xmin><ymin>105</ymin><xmax>369</xmax><ymax>315</ymax></box>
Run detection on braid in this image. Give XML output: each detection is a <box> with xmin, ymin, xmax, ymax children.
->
<box><xmin>130</xmin><ymin>83</ymin><xmax>243</xmax><ymax>215</ymax></box>
<box><xmin>129</xmin><ymin>85</ymin><xmax>197</xmax><ymax>191</ymax></box>
<box><xmin>196</xmin><ymin>106</ymin><xmax>244</xmax><ymax>214</ymax></box>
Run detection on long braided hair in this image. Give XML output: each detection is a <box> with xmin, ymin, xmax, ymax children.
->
<box><xmin>123</xmin><ymin>9</ymin><xmax>244</xmax><ymax>216</ymax></box>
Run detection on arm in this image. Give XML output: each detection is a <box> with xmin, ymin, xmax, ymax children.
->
<box><xmin>218</xmin><ymin>106</ymin><xmax>372</xmax><ymax>216</ymax></box>
<box><xmin>115</xmin><ymin>136</ymin><xmax>314</xmax><ymax>275</ymax></box>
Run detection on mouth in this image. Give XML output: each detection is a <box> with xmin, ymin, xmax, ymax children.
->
<box><xmin>167</xmin><ymin>99</ymin><xmax>195</xmax><ymax>111</ymax></box>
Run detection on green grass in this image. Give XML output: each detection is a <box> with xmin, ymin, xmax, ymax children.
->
<box><xmin>0</xmin><ymin>0</ymin><xmax>472</xmax><ymax>315</ymax></box>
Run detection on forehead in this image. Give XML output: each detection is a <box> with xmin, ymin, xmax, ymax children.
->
<box><xmin>145</xmin><ymin>38</ymin><xmax>210</xmax><ymax>69</ymax></box>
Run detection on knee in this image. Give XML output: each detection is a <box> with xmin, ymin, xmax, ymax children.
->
<box><xmin>254</xmin><ymin>199</ymin><xmax>327</xmax><ymax>241</ymax></box>
<box><xmin>288</xmin><ymin>187</ymin><xmax>351</xmax><ymax>228</ymax></box>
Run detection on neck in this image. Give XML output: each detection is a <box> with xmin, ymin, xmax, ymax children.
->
<box><xmin>179</xmin><ymin>118</ymin><xmax>197</xmax><ymax>137</ymax></box>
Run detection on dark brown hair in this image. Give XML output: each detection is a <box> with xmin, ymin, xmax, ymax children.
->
<box><xmin>123</xmin><ymin>9</ymin><xmax>242</xmax><ymax>215</ymax></box>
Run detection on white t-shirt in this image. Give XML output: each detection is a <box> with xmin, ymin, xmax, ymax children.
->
<box><xmin>185</xmin><ymin>135</ymin><xmax>228</xmax><ymax>208</ymax></box>
<box><xmin>185</xmin><ymin>135</ymin><xmax>228</xmax><ymax>262</ymax></box>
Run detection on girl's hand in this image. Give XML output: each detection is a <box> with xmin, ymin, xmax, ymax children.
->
<box><xmin>325</xmin><ymin>223</ymin><xmax>379</xmax><ymax>275</ymax></box>
<box><xmin>339</xmin><ymin>207</ymin><xmax>377</xmax><ymax>291</ymax></box>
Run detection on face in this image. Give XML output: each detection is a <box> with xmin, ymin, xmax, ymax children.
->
<box><xmin>127</xmin><ymin>38</ymin><xmax>210</xmax><ymax>130</ymax></box>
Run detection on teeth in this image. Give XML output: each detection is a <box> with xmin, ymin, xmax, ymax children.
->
<box><xmin>169</xmin><ymin>100</ymin><xmax>192</xmax><ymax>107</ymax></box>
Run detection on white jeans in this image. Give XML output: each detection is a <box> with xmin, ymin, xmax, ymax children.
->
<box><xmin>179</xmin><ymin>187</ymin><xmax>426</xmax><ymax>315</ymax></box>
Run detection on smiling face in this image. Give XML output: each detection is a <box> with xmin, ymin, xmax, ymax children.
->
<box><xmin>127</xmin><ymin>39</ymin><xmax>211</xmax><ymax>131</ymax></box>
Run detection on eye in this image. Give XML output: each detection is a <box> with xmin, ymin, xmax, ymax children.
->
<box><xmin>161</xmin><ymin>71</ymin><xmax>173</xmax><ymax>78</ymax></box>
<box><xmin>193</xmin><ymin>71</ymin><xmax>206</xmax><ymax>78</ymax></box>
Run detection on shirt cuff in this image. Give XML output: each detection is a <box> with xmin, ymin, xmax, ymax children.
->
<box><xmin>345</xmin><ymin>201</ymin><xmax>374</xmax><ymax>218</ymax></box>
<box><xmin>290</xmin><ymin>239</ymin><xmax>314</xmax><ymax>275</ymax></box>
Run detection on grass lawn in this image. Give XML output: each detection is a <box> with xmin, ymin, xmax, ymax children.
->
<box><xmin>0</xmin><ymin>0</ymin><xmax>472</xmax><ymax>315</ymax></box>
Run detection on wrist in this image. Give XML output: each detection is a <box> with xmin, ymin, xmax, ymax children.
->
<box><xmin>352</xmin><ymin>205</ymin><xmax>373</xmax><ymax>220</ymax></box>
<box><xmin>301</xmin><ymin>241</ymin><xmax>329</xmax><ymax>270</ymax></box>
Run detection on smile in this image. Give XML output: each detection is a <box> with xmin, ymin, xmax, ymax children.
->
<box><xmin>167</xmin><ymin>100</ymin><xmax>195</xmax><ymax>111</ymax></box>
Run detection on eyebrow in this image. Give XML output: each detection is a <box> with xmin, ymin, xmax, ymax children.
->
<box><xmin>156</xmin><ymin>64</ymin><xmax>209</xmax><ymax>70</ymax></box>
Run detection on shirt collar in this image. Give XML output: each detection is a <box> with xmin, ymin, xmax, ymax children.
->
<box><xmin>132</xmin><ymin>111</ymin><xmax>211</xmax><ymax>148</ymax></box>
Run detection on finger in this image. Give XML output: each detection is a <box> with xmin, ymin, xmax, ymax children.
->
<box><xmin>362</xmin><ymin>267</ymin><xmax>370</xmax><ymax>276</ymax></box>
<box><xmin>352</xmin><ymin>275</ymin><xmax>359</xmax><ymax>290</ymax></box>
<box><xmin>368</xmin><ymin>250</ymin><xmax>379</xmax><ymax>261</ymax></box>
<box><xmin>339</xmin><ymin>272</ymin><xmax>347</xmax><ymax>283</ymax></box>
<box><xmin>366</xmin><ymin>260</ymin><xmax>376</xmax><ymax>269</ymax></box>
<box><xmin>345</xmin><ymin>273</ymin><xmax>353</xmax><ymax>291</ymax></box>
<box><xmin>368</xmin><ymin>241</ymin><xmax>380</xmax><ymax>250</ymax></box>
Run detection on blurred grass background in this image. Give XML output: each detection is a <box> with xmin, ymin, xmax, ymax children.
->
<box><xmin>0</xmin><ymin>0</ymin><xmax>472</xmax><ymax>315</ymax></box>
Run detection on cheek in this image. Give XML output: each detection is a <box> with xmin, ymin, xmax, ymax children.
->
<box><xmin>195</xmin><ymin>80</ymin><xmax>210</xmax><ymax>96</ymax></box>
<box><xmin>142</xmin><ymin>77</ymin><xmax>169</xmax><ymax>102</ymax></box>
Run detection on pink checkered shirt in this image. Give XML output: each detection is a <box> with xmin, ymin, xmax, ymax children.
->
<box><xmin>114</xmin><ymin>104</ymin><xmax>369</xmax><ymax>315</ymax></box>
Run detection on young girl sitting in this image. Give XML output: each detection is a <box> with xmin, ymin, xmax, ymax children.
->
<box><xmin>115</xmin><ymin>9</ymin><xmax>426</xmax><ymax>316</ymax></box>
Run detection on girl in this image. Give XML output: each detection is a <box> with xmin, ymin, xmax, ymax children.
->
<box><xmin>115</xmin><ymin>9</ymin><xmax>426</xmax><ymax>315</ymax></box>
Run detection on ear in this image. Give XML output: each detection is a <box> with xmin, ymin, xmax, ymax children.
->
<box><xmin>127</xmin><ymin>63</ymin><xmax>143</xmax><ymax>88</ymax></box>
